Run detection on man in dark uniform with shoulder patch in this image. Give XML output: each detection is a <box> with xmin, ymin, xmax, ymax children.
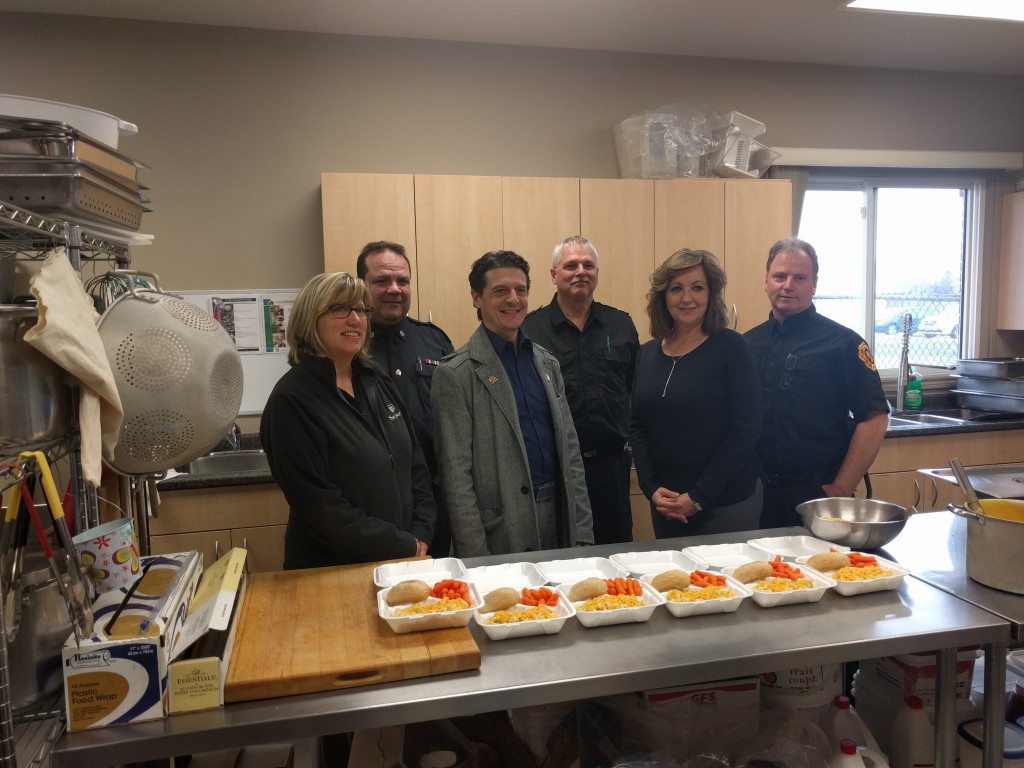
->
<box><xmin>744</xmin><ymin>237</ymin><xmax>890</xmax><ymax>529</ymax></box>
<box><xmin>357</xmin><ymin>240</ymin><xmax>455</xmax><ymax>556</ymax></box>
<box><xmin>522</xmin><ymin>235</ymin><xmax>639</xmax><ymax>544</ymax></box>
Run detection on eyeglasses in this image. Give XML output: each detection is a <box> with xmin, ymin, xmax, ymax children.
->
<box><xmin>326</xmin><ymin>304</ymin><xmax>371</xmax><ymax>319</ymax></box>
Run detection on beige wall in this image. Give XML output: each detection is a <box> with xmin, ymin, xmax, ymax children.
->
<box><xmin>3</xmin><ymin>13</ymin><xmax>1023</xmax><ymax>293</ymax></box>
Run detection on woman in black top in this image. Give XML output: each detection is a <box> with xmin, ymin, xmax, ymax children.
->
<box><xmin>260</xmin><ymin>272</ymin><xmax>435</xmax><ymax>569</ymax></box>
<box><xmin>629</xmin><ymin>249</ymin><xmax>763</xmax><ymax>537</ymax></box>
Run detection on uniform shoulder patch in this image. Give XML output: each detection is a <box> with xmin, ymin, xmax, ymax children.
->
<box><xmin>857</xmin><ymin>341</ymin><xmax>877</xmax><ymax>372</ymax></box>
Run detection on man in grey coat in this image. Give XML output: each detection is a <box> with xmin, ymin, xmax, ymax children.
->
<box><xmin>431</xmin><ymin>250</ymin><xmax>594</xmax><ymax>557</ymax></box>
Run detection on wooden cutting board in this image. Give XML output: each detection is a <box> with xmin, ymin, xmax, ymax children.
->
<box><xmin>224</xmin><ymin>562</ymin><xmax>481</xmax><ymax>703</ymax></box>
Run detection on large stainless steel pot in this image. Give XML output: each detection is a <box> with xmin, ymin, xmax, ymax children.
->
<box><xmin>0</xmin><ymin>305</ymin><xmax>70</xmax><ymax>451</ymax></box>
<box><xmin>948</xmin><ymin>500</ymin><xmax>1024</xmax><ymax>594</ymax></box>
<box><xmin>6</xmin><ymin>549</ymin><xmax>74</xmax><ymax>710</ymax></box>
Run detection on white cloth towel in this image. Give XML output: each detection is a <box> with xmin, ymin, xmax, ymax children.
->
<box><xmin>24</xmin><ymin>249</ymin><xmax>123</xmax><ymax>485</ymax></box>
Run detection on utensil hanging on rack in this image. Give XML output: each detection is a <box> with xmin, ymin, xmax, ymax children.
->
<box><xmin>17</xmin><ymin>451</ymin><xmax>93</xmax><ymax>639</ymax></box>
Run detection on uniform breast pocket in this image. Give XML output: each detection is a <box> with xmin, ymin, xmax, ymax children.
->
<box><xmin>415</xmin><ymin>358</ymin><xmax>438</xmax><ymax>380</ymax></box>
<box><xmin>781</xmin><ymin>353</ymin><xmax>831</xmax><ymax>392</ymax></box>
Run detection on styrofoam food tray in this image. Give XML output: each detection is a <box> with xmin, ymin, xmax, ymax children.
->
<box><xmin>722</xmin><ymin>564</ymin><xmax>836</xmax><ymax>608</ymax></box>
<box><xmin>474</xmin><ymin>593</ymin><xmax>576</xmax><ymax>640</ymax></box>
<box><xmin>377</xmin><ymin>581</ymin><xmax>479</xmax><ymax>634</ymax></box>
<box><xmin>747</xmin><ymin>535</ymin><xmax>850</xmax><ymax>560</ymax></box>
<box><xmin>465</xmin><ymin>561</ymin><xmax>546</xmax><ymax>594</ymax></box>
<box><xmin>535</xmin><ymin>556</ymin><xmax>626</xmax><ymax>585</ymax></box>
<box><xmin>609</xmin><ymin>550</ymin><xmax>704</xmax><ymax>576</ymax></box>
<box><xmin>682</xmin><ymin>543</ymin><xmax>767</xmax><ymax>569</ymax></box>
<box><xmin>557</xmin><ymin>580</ymin><xmax>665</xmax><ymax>627</ymax></box>
<box><xmin>640</xmin><ymin>572</ymin><xmax>752</xmax><ymax>617</ymax></box>
<box><xmin>794</xmin><ymin>553</ymin><xmax>909</xmax><ymax>596</ymax></box>
<box><xmin>373</xmin><ymin>557</ymin><xmax>468</xmax><ymax>588</ymax></box>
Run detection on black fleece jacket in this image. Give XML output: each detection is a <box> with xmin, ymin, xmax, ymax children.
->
<box><xmin>260</xmin><ymin>353</ymin><xmax>436</xmax><ymax>569</ymax></box>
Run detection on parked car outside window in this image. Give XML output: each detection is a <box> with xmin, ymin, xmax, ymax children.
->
<box><xmin>874</xmin><ymin>309</ymin><xmax>922</xmax><ymax>335</ymax></box>
<box><xmin>916</xmin><ymin>306</ymin><xmax>960</xmax><ymax>338</ymax></box>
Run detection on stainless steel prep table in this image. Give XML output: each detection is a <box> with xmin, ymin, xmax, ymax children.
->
<box><xmin>881</xmin><ymin>511</ymin><xmax>1022</xmax><ymax>768</ymax></box>
<box><xmin>50</xmin><ymin>527</ymin><xmax>1011</xmax><ymax>768</ymax></box>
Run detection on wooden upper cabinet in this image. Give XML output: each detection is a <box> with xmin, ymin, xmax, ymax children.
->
<box><xmin>580</xmin><ymin>179</ymin><xmax>655</xmax><ymax>341</ymax></box>
<box><xmin>501</xmin><ymin>177</ymin><xmax>581</xmax><ymax>310</ymax></box>
<box><xmin>723</xmin><ymin>179</ymin><xmax>793</xmax><ymax>333</ymax></box>
<box><xmin>321</xmin><ymin>173</ymin><xmax>417</xmax><ymax>294</ymax></box>
<box><xmin>997</xmin><ymin>191</ymin><xmax>1024</xmax><ymax>330</ymax></box>
<box><xmin>414</xmin><ymin>175</ymin><xmax>504</xmax><ymax>347</ymax></box>
<box><xmin>654</xmin><ymin>178</ymin><xmax>726</xmax><ymax>259</ymax></box>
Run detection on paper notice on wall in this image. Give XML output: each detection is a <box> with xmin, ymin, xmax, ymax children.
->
<box><xmin>263</xmin><ymin>298</ymin><xmax>293</xmax><ymax>352</ymax></box>
<box><xmin>212</xmin><ymin>295</ymin><xmax>262</xmax><ymax>352</ymax></box>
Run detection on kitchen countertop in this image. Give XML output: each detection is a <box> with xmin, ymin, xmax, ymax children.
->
<box><xmin>50</xmin><ymin>526</ymin><xmax>1010</xmax><ymax>768</ymax></box>
<box><xmin>156</xmin><ymin>416</ymin><xmax>1024</xmax><ymax>492</ymax></box>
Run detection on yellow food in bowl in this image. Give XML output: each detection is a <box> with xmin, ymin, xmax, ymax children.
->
<box><xmin>753</xmin><ymin>578</ymin><xmax>813</xmax><ymax>592</ymax></box>
<box><xmin>979</xmin><ymin>499</ymin><xmax>1024</xmax><ymax>523</ymax></box>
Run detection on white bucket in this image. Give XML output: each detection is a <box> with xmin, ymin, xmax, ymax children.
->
<box><xmin>761</xmin><ymin>663</ymin><xmax>843</xmax><ymax>721</ymax></box>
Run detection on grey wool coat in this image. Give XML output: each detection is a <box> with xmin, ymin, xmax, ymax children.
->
<box><xmin>431</xmin><ymin>325</ymin><xmax>594</xmax><ymax>557</ymax></box>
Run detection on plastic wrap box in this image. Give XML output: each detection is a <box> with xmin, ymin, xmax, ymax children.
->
<box><xmin>62</xmin><ymin>551</ymin><xmax>203</xmax><ymax>731</ymax></box>
<box><xmin>858</xmin><ymin>648</ymin><xmax>978</xmax><ymax>707</ymax></box>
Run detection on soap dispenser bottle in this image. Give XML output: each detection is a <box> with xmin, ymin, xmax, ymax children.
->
<box><xmin>903</xmin><ymin>369</ymin><xmax>923</xmax><ymax>411</ymax></box>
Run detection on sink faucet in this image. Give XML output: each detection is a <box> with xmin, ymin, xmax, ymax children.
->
<box><xmin>894</xmin><ymin>312</ymin><xmax>912</xmax><ymax>414</ymax></box>
<box><xmin>225</xmin><ymin>422</ymin><xmax>242</xmax><ymax>451</ymax></box>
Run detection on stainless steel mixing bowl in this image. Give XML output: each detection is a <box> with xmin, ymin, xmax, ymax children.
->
<box><xmin>796</xmin><ymin>497</ymin><xmax>911</xmax><ymax>550</ymax></box>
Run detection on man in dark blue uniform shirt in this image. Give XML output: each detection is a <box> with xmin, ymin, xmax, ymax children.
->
<box><xmin>522</xmin><ymin>236</ymin><xmax>639</xmax><ymax>544</ymax></box>
<box><xmin>744</xmin><ymin>238</ymin><xmax>889</xmax><ymax>529</ymax></box>
<box><xmin>357</xmin><ymin>240</ymin><xmax>455</xmax><ymax>555</ymax></box>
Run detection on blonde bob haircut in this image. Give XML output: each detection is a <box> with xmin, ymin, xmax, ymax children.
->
<box><xmin>286</xmin><ymin>272</ymin><xmax>373</xmax><ymax>365</ymax></box>
<box><xmin>646</xmin><ymin>249</ymin><xmax>729</xmax><ymax>339</ymax></box>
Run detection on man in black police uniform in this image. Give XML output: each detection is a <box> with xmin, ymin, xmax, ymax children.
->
<box><xmin>522</xmin><ymin>235</ymin><xmax>639</xmax><ymax>544</ymax></box>
<box><xmin>744</xmin><ymin>237</ymin><xmax>889</xmax><ymax>529</ymax></box>
<box><xmin>356</xmin><ymin>240</ymin><xmax>455</xmax><ymax>556</ymax></box>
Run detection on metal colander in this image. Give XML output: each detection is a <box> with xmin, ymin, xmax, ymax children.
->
<box><xmin>96</xmin><ymin>273</ymin><xmax>243</xmax><ymax>474</ymax></box>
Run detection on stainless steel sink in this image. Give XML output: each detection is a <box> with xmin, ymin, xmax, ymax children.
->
<box><xmin>185</xmin><ymin>449</ymin><xmax>269</xmax><ymax>475</ymax></box>
<box><xmin>888</xmin><ymin>408</ymin><xmax>1021</xmax><ymax>429</ymax></box>
<box><xmin>918</xmin><ymin>464</ymin><xmax>1024</xmax><ymax>499</ymax></box>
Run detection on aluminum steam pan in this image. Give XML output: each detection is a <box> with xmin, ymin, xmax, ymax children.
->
<box><xmin>0</xmin><ymin>173</ymin><xmax>149</xmax><ymax>230</ymax></box>
<box><xmin>951</xmin><ymin>389</ymin><xmax>1024</xmax><ymax>415</ymax></box>
<box><xmin>0</xmin><ymin>155</ymin><xmax>145</xmax><ymax>193</ymax></box>
<box><xmin>956</xmin><ymin>358</ymin><xmax>1024</xmax><ymax>379</ymax></box>
<box><xmin>953</xmin><ymin>376</ymin><xmax>1024</xmax><ymax>397</ymax></box>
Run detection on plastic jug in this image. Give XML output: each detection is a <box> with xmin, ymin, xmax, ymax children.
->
<box><xmin>890</xmin><ymin>695</ymin><xmax>935</xmax><ymax>768</ymax></box>
<box><xmin>821</xmin><ymin>694</ymin><xmax>881</xmax><ymax>751</ymax></box>
<box><xmin>829</xmin><ymin>738</ymin><xmax>890</xmax><ymax>768</ymax></box>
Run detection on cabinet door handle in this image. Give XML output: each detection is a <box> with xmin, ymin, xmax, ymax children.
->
<box><xmin>214</xmin><ymin>540</ymin><xmax>220</xmax><ymax>561</ymax></box>
<box><xmin>731</xmin><ymin>303</ymin><xmax>738</xmax><ymax>331</ymax></box>
<box><xmin>930</xmin><ymin>479</ymin><xmax>938</xmax><ymax>509</ymax></box>
<box><xmin>242</xmin><ymin>536</ymin><xmax>249</xmax><ymax>550</ymax></box>
<box><xmin>913</xmin><ymin>479</ymin><xmax>922</xmax><ymax>509</ymax></box>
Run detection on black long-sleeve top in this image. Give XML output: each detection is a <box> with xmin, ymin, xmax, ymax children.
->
<box><xmin>629</xmin><ymin>329</ymin><xmax>762</xmax><ymax>510</ymax></box>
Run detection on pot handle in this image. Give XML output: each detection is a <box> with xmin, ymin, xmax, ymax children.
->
<box><xmin>947</xmin><ymin>502</ymin><xmax>985</xmax><ymax>524</ymax></box>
